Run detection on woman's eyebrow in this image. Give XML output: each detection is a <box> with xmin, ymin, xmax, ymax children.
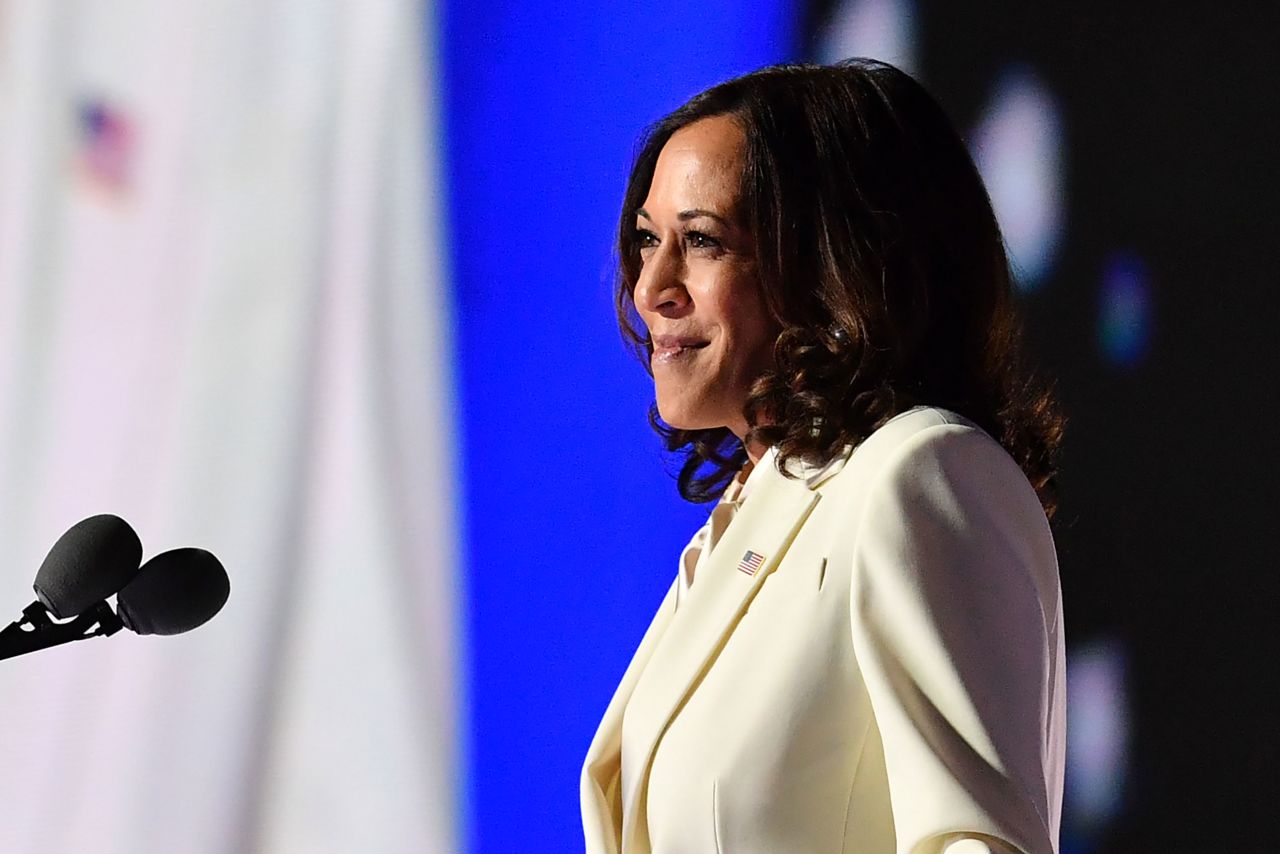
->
<box><xmin>677</xmin><ymin>208</ymin><xmax>729</xmax><ymax>225</ymax></box>
<box><xmin>634</xmin><ymin>207</ymin><xmax>731</xmax><ymax>225</ymax></box>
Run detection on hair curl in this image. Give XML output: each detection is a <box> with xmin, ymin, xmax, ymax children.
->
<box><xmin>616</xmin><ymin>60</ymin><xmax>1064</xmax><ymax>517</ymax></box>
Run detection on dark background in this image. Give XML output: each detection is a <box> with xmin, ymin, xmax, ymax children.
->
<box><xmin>805</xmin><ymin>2</ymin><xmax>1280</xmax><ymax>846</ymax></box>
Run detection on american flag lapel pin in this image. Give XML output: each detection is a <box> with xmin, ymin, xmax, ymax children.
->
<box><xmin>737</xmin><ymin>550</ymin><xmax>766</xmax><ymax>576</ymax></box>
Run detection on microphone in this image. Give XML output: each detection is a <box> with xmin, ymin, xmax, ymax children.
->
<box><xmin>34</xmin><ymin>514</ymin><xmax>142</xmax><ymax>618</ymax></box>
<box><xmin>0</xmin><ymin>516</ymin><xmax>230</xmax><ymax>661</ymax></box>
<box><xmin>117</xmin><ymin>548</ymin><xmax>230</xmax><ymax>635</ymax></box>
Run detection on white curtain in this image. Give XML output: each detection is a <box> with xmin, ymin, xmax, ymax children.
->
<box><xmin>0</xmin><ymin>0</ymin><xmax>462</xmax><ymax>851</ymax></box>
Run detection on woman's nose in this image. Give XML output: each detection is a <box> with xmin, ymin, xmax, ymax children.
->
<box><xmin>634</xmin><ymin>248</ymin><xmax>690</xmax><ymax>316</ymax></box>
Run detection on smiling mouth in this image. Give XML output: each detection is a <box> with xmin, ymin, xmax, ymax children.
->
<box><xmin>651</xmin><ymin>341</ymin><xmax>708</xmax><ymax>364</ymax></box>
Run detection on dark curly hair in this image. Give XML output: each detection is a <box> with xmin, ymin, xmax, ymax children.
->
<box><xmin>616</xmin><ymin>59</ymin><xmax>1064</xmax><ymax>517</ymax></box>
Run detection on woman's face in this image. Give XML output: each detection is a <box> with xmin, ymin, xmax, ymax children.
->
<box><xmin>633</xmin><ymin>115</ymin><xmax>776</xmax><ymax>442</ymax></box>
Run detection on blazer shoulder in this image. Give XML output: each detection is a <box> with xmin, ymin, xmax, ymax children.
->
<box><xmin>823</xmin><ymin>406</ymin><xmax>1048</xmax><ymax>538</ymax></box>
<box><xmin>838</xmin><ymin>406</ymin><xmax>1059</xmax><ymax>614</ymax></box>
<box><xmin>838</xmin><ymin>405</ymin><xmax>999</xmax><ymax>478</ymax></box>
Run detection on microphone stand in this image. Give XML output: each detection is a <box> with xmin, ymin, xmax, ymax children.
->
<box><xmin>0</xmin><ymin>600</ymin><xmax>123</xmax><ymax>661</ymax></box>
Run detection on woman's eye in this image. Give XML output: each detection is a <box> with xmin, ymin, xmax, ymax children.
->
<box><xmin>635</xmin><ymin>229</ymin><xmax>659</xmax><ymax>249</ymax></box>
<box><xmin>685</xmin><ymin>231</ymin><xmax>720</xmax><ymax>250</ymax></box>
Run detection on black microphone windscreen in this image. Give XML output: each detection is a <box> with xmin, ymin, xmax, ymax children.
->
<box><xmin>116</xmin><ymin>548</ymin><xmax>229</xmax><ymax>636</ymax></box>
<box><xmin>33</xmin><ymin>515</ymin><xmax>143</xmax><ymax>619</ymax></box>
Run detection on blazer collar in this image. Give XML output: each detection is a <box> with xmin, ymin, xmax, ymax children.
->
<box><xmin>728</xmin><ymin>439</ymin><xmax>856</xmax><ymax>501</ymax></box>
<box><xmin>791</xmin><ymin>404</ymin><xmax>941</xmax><ymax>491</ymax></box>
<box><xmin>619</xmin><ymin>454</ymin><xmax>822</xmax><ymax>849</ymax></box>
<box><xmin>795</xmin><ymin>443</ymin><xmax>854</xmax><ymax>490</ymax></box>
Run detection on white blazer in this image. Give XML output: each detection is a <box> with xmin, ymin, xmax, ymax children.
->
<box><xmin>581</xmin><ymin>407</ymin><xmax>1065</xmax><ymax>854</ymax></box>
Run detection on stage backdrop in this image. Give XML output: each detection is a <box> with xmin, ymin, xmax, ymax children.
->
<box><xmin>0</xmin><ymin>1</ymin><xmax>461</xmax><ymax>851</ymax></box>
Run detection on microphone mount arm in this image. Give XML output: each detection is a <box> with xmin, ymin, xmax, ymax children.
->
<box><xmin>0</xmin><ymin>600</ymin><xmax>123</xmax><ymax>661</ymax></box>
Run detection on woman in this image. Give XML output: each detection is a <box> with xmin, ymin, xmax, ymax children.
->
<box><xmin>582</xmin><ymin>60</ymin><xmax>1066</xmax><ymax>854</ymax></box>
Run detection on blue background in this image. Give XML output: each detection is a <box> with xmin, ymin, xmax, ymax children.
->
<box><xmin>441</xmin><ymin>4</ymin><xmax>800</xmax><ymax>850</ymax></box>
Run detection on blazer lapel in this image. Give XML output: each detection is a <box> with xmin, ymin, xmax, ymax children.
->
<box><xmin>620</xmin><ymin>459</ymin><xmax>821</xmax><ymax>848</ymax></box>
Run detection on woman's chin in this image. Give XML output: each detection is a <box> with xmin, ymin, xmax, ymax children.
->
<box><xmin>655</xmin><ymin>403</ymin><xmax>726</xmax><ymax>432</ymax></box>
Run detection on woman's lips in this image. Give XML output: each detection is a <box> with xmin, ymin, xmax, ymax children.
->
<box><xmin>651</xmin><ymin>336</ymin><xmax>709</xmax><ymax>364</ymax></box>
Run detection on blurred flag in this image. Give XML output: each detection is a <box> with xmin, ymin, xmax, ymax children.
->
<box><xmin>76</xmin><ymin>98</ymin><xmax>135</xmax><ymax>197</ymax></box>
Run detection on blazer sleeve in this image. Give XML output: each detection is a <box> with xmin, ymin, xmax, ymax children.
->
<box><xmin>847</xmin><ymin>423</ymin><xmax>1063</xmax><ymax>854</ymax></box>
